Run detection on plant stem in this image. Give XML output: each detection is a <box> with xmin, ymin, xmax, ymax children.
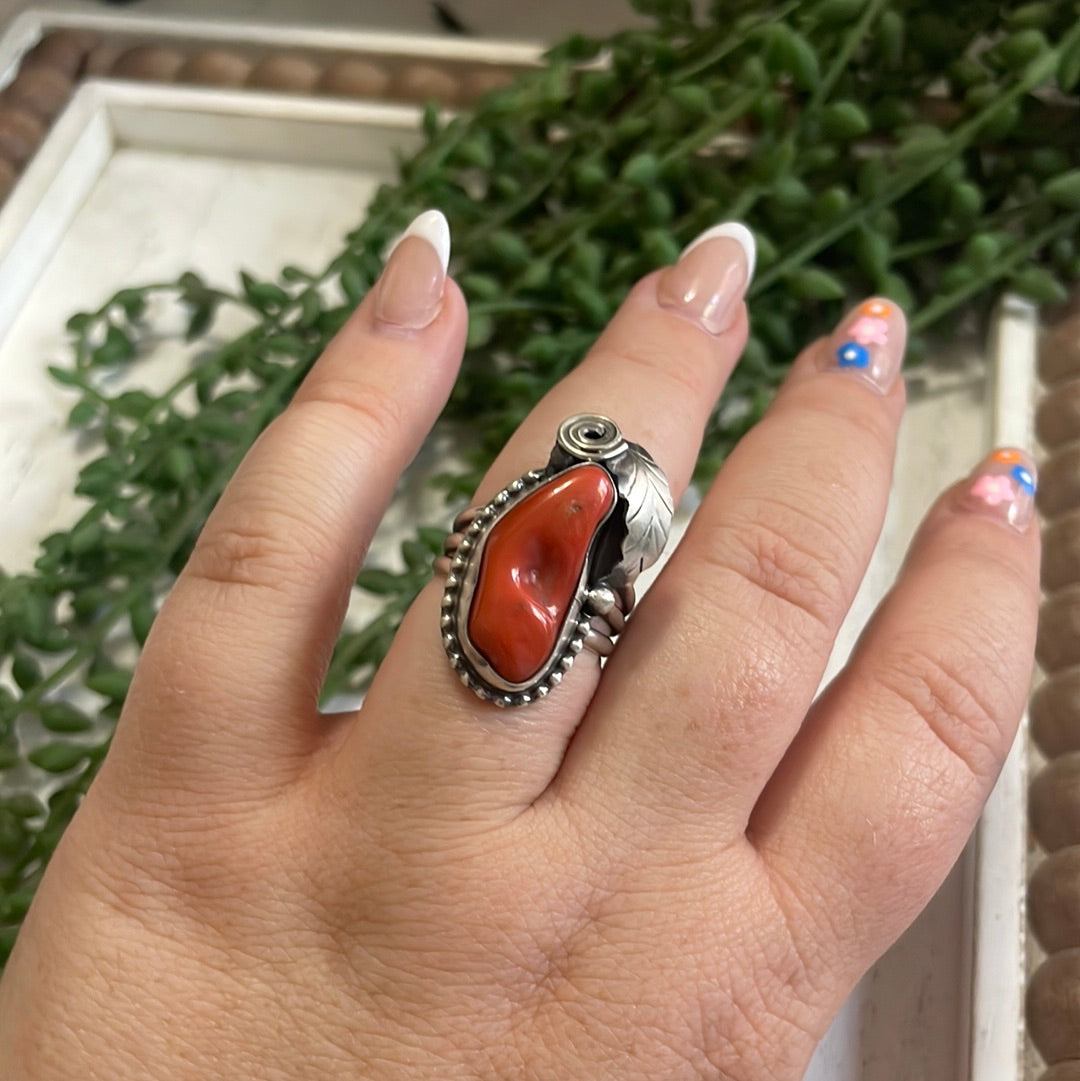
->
<box><xmin>910</xmin><ymin>211</ymin><xmax>1080</xmax><ymax>331</ymax></box>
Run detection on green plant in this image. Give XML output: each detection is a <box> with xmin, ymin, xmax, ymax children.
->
<box><xmin>2</xmin><ymin>0</ymin><xmax>1079</xmax><ymax>961</ymax></box>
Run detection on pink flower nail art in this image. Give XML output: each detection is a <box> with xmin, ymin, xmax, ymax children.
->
<box><xmin>964</xmin><ymin>447</ymin><xmax>1038</xmax><ymax>532</ymax></box>
<box><xmin>823</xmin><ymin>297</ymin><xmax>905</xmax><ymax>392</ymax></box>
<box><xmin>970</xmin><ymin>474</ymin><xmax>1014</xmax><ymax>506</ymax></box>
<box><xmin>849</xmin><ymin>315</ymin><xmax>889</xmax><ymax>347</ymax></box>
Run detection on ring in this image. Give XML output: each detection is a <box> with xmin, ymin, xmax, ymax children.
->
<box><xmin>436</xmin><ymin>414</ymin><xmax>673</xmax><ymax>707</ymax></box>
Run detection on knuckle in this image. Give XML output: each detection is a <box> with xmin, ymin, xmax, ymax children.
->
<box><xmin>588</xmin><ymin>342</ymin><xmax>706</xmax><ymax>411</ymax></box>
<box><xmin>877</xmin><ymin>645</ymin><xmax>1014</xmax><ymax>783</ymax></box>
<box><xmin>698</xmin><ymin>504</ymin><xmax>850</xmax><ymax>641</ymax></box>
<box><xmin>293</xmin><ymin>377</ymin><xmax>408</xmax><ymax>455</ymax></box>
<box><xmin>188</xmin><ymin>514</ymin><xmax>323</xmax><ymax>594</ymax></box>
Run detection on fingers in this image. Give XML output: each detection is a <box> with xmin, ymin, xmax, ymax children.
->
<box><xmin>552</xmin><ymin>299</ymin><xmax>906</xmax><ymax>839</ymax></box>
<box><xmin>116</xmin><ymin>211</ymin><xmax>467</xmax><ymax>787</ymax></box>
<box><xmin>346</xmin><ymin>224</ymin><xmax>756</xmax><ymax>815</ymax></box>
<box><xmin>750</xmin><ymin>449</ymin><xmax>1040</xmax><ymax>982</ymax></box>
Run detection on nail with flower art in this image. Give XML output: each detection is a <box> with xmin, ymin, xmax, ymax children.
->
<box><xmin>963</xmin><ymin>447</ymin><xmax>1038</xmax><ymax>532</ymax></box>
<box><xmin>822</xmin><ymin>297</ymin><xmax>906</xmax><ymax>393</ymax></box>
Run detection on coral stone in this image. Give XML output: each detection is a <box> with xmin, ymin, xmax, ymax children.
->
<box><xmin>467</xmin><ymin>464</ymin><xmax>615</xmax><ymax>685</ymax></box>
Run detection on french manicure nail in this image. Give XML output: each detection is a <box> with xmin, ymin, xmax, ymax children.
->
<box><xmin>823</xmin><ymin>297</ymin><xmax>907</xmax><ymax>393</ymax></box>
<box><xmin>961</xmin><ymin>447</ymin><xmax>1038</xmax><ymax>532</ymax></box>
<box><xmin>657</xmin><ymin>221</ymin><xmax>755</xmax><ymax>335</ymax></box>
<box><xmin>374</xmin><ymin>209</ymin><xmax>450</xmax><ymax>331</ymax></box>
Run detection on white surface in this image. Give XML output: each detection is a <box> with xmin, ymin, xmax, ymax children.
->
<box><xmin>0</xmin><ymin>81</ymin><xmax>411</xmax><ymax>568</ymax></box>
<box><xmin>0</xmin><ymin>43</ymin><xmax>1038</xmax><ymax>1081</ymax></box>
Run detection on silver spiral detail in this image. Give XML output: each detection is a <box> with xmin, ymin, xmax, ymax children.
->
<box><xmin>557</xmin><ymin>414</ymin><xmax>627</xmax><ymax>461</ymax></box>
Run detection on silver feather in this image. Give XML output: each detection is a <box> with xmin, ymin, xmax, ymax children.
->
<box><xmin>613</xmin><ymin>448</ymin><xmax>673</xmax><ymax>582</ymax></box>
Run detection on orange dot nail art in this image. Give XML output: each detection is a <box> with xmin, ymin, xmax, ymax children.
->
<box><xmin>992</xmin><ymin>448</ymin><xmax>1022</xmax><ymax>464</ymax></box>
<box><xmin>861</xmin><ymin>300</ymin><xmax>892</xmax><ymax>318</ymax></box>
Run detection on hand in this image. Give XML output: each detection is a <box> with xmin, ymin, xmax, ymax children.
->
<box><xmin>0</xmin><ymin>211</ymin><xmax>1039</xmax><ymax>1080</ymax></box>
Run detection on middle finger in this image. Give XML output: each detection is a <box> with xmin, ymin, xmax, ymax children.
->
<box><xmin>340</xmin><ymin>223</ymin><xmax>755</xmax><ymax>817</ymax></box>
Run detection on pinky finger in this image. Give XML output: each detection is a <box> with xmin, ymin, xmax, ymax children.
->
<box><xmin>748</xmin><ymin>447</ymin><xmax>1040</xmax><ymax>982</ymax></box>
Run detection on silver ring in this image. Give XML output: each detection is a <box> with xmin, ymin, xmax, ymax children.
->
<box><xmin>436</xmin><ymin>413</ymin><xmax>673</xmax><ymax>707</ymax></box>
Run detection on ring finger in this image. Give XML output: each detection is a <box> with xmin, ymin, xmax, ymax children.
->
<box><xmin>342</xmin><ymin>222</ymin><xmax>756</xmax><ymax>817</ymax></box>
<box><xmin>549</xmin><ymin>297</ymin><xmax>907</xmax><ymax>845</ymax></box>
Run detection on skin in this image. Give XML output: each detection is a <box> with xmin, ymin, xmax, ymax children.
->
<box><xmin>0</xmin><ymin>238</ymin><xmax>1039</xmax><ymax>1079</ymax></box>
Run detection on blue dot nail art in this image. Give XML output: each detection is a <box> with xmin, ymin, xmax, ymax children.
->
<box><xmin>1011</xmin><ymin>464</ymin><xmax>1036</xmax><ymax>495</ymax></box>
<box><xmin>837</xmin><ymin>341</ymin><xmax>869</xmax><ymax>369</ymax></box>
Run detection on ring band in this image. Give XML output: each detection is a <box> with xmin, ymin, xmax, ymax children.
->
<box><xmin>437</xmin><ymin>414</ymin><xmax>673</xmax><ymax>707</ymax></box>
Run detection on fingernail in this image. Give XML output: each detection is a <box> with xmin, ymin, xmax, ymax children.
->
<box><xmin>657</xmin><ymin>221</ymin><xmax>755</xmax><ymax>335</ymax></box>
<box><xmin>823</xmin><ymin>297</ymin><xmax>907</xmax><ymax>393</ymax></box>
<box><xmin>374</xmin><ymin>209</ymin><xmax>450</xmax><ymax>331</ymax></box>
<box><xmin>961</xmin><ymin>447</ymin><xmax>1038</xmax><ymax>532</ymax></box>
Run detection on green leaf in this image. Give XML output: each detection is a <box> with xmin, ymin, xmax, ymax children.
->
<box><xmin>11</xmin><ymin>651</ymin><xmax>42</xmax><ymax>691</ymax></box>
<box><xmin>572</xmin><ymin>159</ymin><xmax>609</xmax><ymax>197</ymax></box>
<box><xmin>894</xmin><ymin>127</ymin><xmax>950</xmax><ymax>163</ymax></box>
<box><xmin>1044</xmin><ymin>170</ymin><xmax>1080</xmax><ymax>211</ymax></box>
<box><xmin>877</xmin><ymin>9</ymin><xmax>904</xmax><ymax>67</ymax></box>
<box><xmin>69</xmin><ymin>517</ymin><xmax>104</xmax><ymax>555</ymax></box>
<box><xmin>487</xmin><ymin>231</ymin><xmax>532</xmax><ymax>270</ymax></box>
<box><xmin>178</xmin><ymin>271</ymin><xmax>210</xmax><ymax>302</ymax></box>
<box><xmin>1005</xmin><ymin>1</ymin><xmax>1051</xmax><ymax>28</ymax></box>
<box><xmin>962</xmin><ymin>233</ymin><xmax>1001</xmax><ymax>272</ymax></box>
<box><xmin>113</xmin><ymin>288</ymin><xmax>147</xmax><ymax>321</ymax></box>
<box><xmin>28</xmin><ymin>744</ymin><xmax>88</xmax><ymax>773</ymax></box>
<box><xmin>569</xmin><ymin>242</ymin><xmax>604</xmax><ymax>284</ymax></box>
<box><xmin>417</xmin><ymin>526</ymin><xmax>448</xmax><ymax>552</ymax></box>
<box><xmin>770</xmin><ymin>176</ymin><xmax>811</xmax><ymax>209</ymax></box>
<box><xmin>815</xmin><ymin>186</ymin><xmax>851</xmax><ymax>220</ymax></box>
<box><xmin>820</xmin><ymin>101</ymin><xmax>871</xmax><ymax>140</ymax></box>
<box><xmin>91</xmin><ymin>325</ymin><xmax>135</xmax><ymax>368</ymax></box>
<box><xmin>855</xmin><ymin>227</ymin><xmax>890</xmax><ymax>280</ymax></box>
<box><xmin>164</xmin><ymin>446</ymin><xmax>195</xmax><ymax>487</ymax></box>
<box><xmin>129</xmin><ymin>597</ymin><xmax>157</xmax><ymax>646</ymax></box>
<box><xmin>460</xmin><ymin>273</ymin><xmax>501</xmax><ymax>300</ymax></box>
<box><xmin>620</xmin><ymin>152</ymin><xmax>661</xmax><ymax>188</ymax></box>
<box><xmin>456</xmin><ymin>134</ymin><xmax>494</xmax><ymax>170</ymax></box>
<box><xmin>356</xmin><ymin>569</ymin><xmax>403</xmax><ymax>595</ymax></box>
<box><xmin>401</xmin><ymin>539</ymin><xmax>433</xmax><ymax>572</ymax></box>
<box><xmin>40</xmin><ymin>703</ymin><xmax>93</xmax><ymax>734</ymax></box>
<box><xmin>65</xmin><ymin>312</ymin><xmax>93</xmax><ymax>334</ymax></box>
<box><xmin>3</xmin><ymin>793</ymin><xmax>44</xmax><ymax>818</ymax></box>
<box><xmin>65</xmin><ymin>402</ymin><xmax>97</xmax><ymax>430</ymax></box>
<box><xmin>340</xmin><ymin>264</ymin><xmax>366</xmax><ymax>304</ymax></box>
<box><xmin>568</xmin><ymin>281</ymin><xmax>610</xmax><ymax>326</ymax></box>
<box><xmin>880</xmin><ymin>272</ymin><xmax>914</xmax><ymax>312</ymax></box>
<box><xmin>86</xmin><ymin>670</ymin><xmax>131</xmax><ymax>702</ymax></box>
<box><xmin>994</xmin><ymin>29</ymin><xmax>1049</xmax><ymax>71</ymax></box>
<box><xmin>241</xmin><ymin>272</ymin><xmax>289</xmax><ymax>313</ymax></box>
<box><xmin>669</xmin><ymin>84</ymin><xmax>710</xmax><ymax>117</ymax></box>
<box><xmin>815</xmin><ymin>0</ymin><xmax>865</xmax><ymax>25</ymax></box>
<box><xmin>642</xmin><ymin>189</ymin><xmax>674</xmax><ymax>226</ymax></box>
<box><xmin>47</xmin><ymin>365</ymin><xmax>89</xmax><ymax>390</ymax></box>
<box><xmin>765</xmin><ymin>25</ymin><xmax>820</xmax><ymax>90</ymax></box>
<box><xmin>422</xmin><ymin>100</ymin><xmax>440</xmax><ymax>138</ymax></box>
<box><xmin>785</xmin><ymin>267</ymin><xmax>846</xmax><ymax>301</ymax></box>
<box><xmin>1011</xmin><ymin>266</ymin><xmax>1068</xmax><ymax>304</ymax></box>
<box><xmin>466</xmin><ymin>313</ymin><xmax>495</xmax><ymax>350</ymax></box>
<box><xmin>113</xmin><ymin>390</ymin><xmax>155</xmax><ymax>419</ymax></box>
<box><xmin>1059</xmin><ymin>33</ymin><xmax>1080</xmax><ymax>92</ymax></box>
<box><xmin>949</xmin><ymin>181</ymin><xmax>984</xmax><ymax>221</ymax></box>
<box><xmin>642</xmin><ymin>230</ymin><xmax>680</xmax><ymax>267</ymax></box>
<box><xmin>185</xmin><ymin>302</ymin><xmax>216</xmax><ymax>341</ymax></box>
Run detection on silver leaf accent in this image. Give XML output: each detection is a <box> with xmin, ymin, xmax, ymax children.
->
<box><xmin>614</xmin><ymin>448</ymin><xmax>673</xmax><ymax>583</ymax></box>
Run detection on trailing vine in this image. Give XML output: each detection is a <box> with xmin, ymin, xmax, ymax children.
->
<box><xmin>2</xmin><ymin>0</ymin><xmax>1080</xmax><ymax>959</ymax></box>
